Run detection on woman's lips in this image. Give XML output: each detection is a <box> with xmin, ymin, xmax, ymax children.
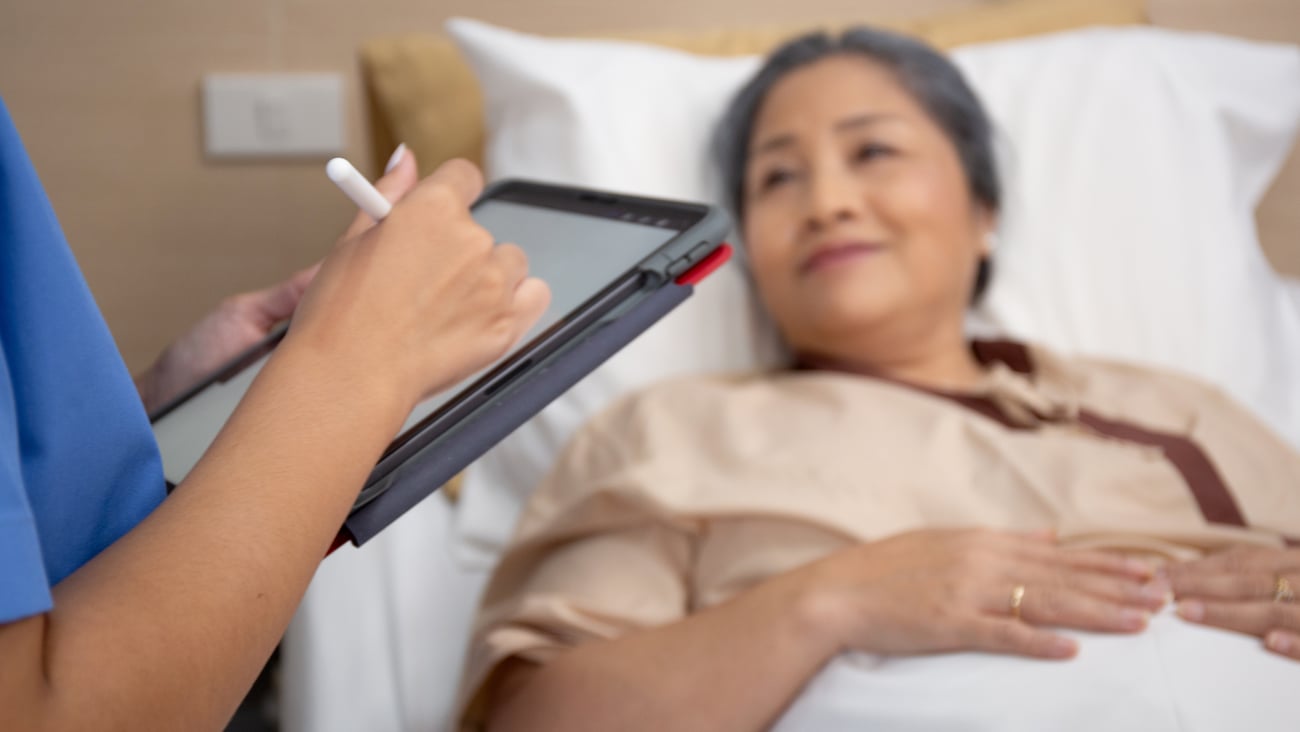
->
<box><xmin>799</xmin><ymin>241</ymin><xmax>885</xmax><ymax>275</ymax></box>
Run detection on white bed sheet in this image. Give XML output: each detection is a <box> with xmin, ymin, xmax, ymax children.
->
<box><xmin>281</xmin><ymin>495</ymin><xmax>489</xmax><ymax>732</ymax></box>
<box><xmin>774</xmin><ymin>606</ymin><xmax>1300</xmax><ymax>731</ymax></box>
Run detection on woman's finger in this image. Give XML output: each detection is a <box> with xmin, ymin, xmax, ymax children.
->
<box><xmin>1000</xmin><ymin>583</ymin><xmax>1150</xmax><ymax>634</ymax></box>
<box><xmin>1170</xmin><ymin>571</ymin><xmax>1279</xmax><ymax>602</ymax></box>
<box><xmin>1265</xmin><ymin>630</ymin><xmax>1300</xmax><ymax>661</ymax></box>
<box><xmin>1043</xmin><ymin>568</ymin><xmax>1169</xmax><ymax>610</ymax></box>
<box><xmin>956</xmin><ymin>616</ymin><xmax>1078</xmax><ymax>660</ymax></box>
<box><xmin>1177</xmin><ymin>599</ymin><xmax>1300</xmax><ymax>638</ymax></box>
<box><xmin>1167</xmin><ymin>545</ymin><xmax>1300</xmax><ymax>579</ymax></box>
<box><xmin>1016</xmin><ymin>540</ymin><xmax>1154</xmax><ymax>580</ymax></box>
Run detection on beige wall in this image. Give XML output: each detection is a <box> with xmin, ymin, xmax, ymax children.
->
<box><xmin>1</xmin><ymin>0</ymin><xmax>1297</xmax><ymax>371</ymax></box>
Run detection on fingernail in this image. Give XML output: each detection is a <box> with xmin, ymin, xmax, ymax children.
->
<box><xmin>1125</xmin><ymin>559</ymin><xmax>1153</xmax><ymax>577</ymax></box>
<box><xmin>384</xmin><ymin>143</ymin><xmax>407</xmax><ymax>174</ymax></box>
<box><xmin>1267</xmin><ymin>631</ymin><xmax>1292</xmax><ymax>654</ymax></box>
<box><xmin>1163</xmin><ymin>590</ymin><xmax>1176</xmax><ymax>607</ymax></box>
<box><xmin>1140</xmin><ymin>581</ymin><xmax>1171</xmax><ymax>603</ymax></box>
<box><xmin>1050</xmin><ymin>637</ymin><xmax>1079</xmax><ymax>657</ymax></box>
<box><xmin>1120</xmin><ymin>609</ymin><xmax>1149</xmax><ymax>630</ymax></box>
<box><xmin>1177</xmin><ymin>600</ymin><xmax>1204</xmax><ymax>622</ymax></box>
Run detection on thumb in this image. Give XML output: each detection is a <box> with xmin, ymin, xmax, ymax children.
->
<box><xmin>250</xmin><ymin>262</ymin><xmax>322</xmax><ymax>326</ymax></box>
<box><xmin>344</xmin><ymin>144</ymin><xmax>420</xmax><ymax>237</ymax></box>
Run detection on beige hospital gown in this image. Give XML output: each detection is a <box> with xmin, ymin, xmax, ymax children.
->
<box><xmin>457</xmin><ymin>341</ymin><xmax>1300</xmax><ymax>724</ymax></box>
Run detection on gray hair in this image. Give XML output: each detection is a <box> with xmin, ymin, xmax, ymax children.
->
<box><xmin>713</xmin><ymin>27</ymin><xmax>999</xmax><ymax>301</ymax></box>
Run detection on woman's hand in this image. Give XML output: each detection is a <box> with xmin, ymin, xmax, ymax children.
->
<box><xmin>284</xmin><ymin>156</ymin><xmax>550</xmax><ymax>413</ymax></box>
<box><xmin>789</xmin><ymin>528</ymin><xmax>1169</xmax><ymax>660</ymax></box>
<box><xmin>1167</xmin><ymin>545</ymin><xmax>1300</xmax><ymax>660</ymax></box>
<box><xmin>135</xmin><ymin>148</ymin><xmax>422</xmax><ymax>414</ymax></box>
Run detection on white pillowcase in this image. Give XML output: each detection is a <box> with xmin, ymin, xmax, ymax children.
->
<box><xmin>446</xmin><ymin>18</ymin><xmax>1300</xmax><ymax>566</ymax></box>
<box><xmin>960</xmin><ymin>29</ymin><xmax>1300</xmax><ymax>437</ymax></box>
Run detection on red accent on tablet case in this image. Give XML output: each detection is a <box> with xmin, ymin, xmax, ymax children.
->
<box><xmin>676</xmin><ymin>243</ymin><xmax>732</xmax><ymax>286</ymax></box>
<box><xmin>327</xmin><ymin>529</ymin><xmax>351</xmax><ymax>556</ymax></box>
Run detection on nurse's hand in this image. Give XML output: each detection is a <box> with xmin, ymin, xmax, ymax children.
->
<box><xmin>134</xmin><ymin>263</ymin><xmax>321</xmax><ymax>414</ymax></box>
<box><xmin>1167</xmin><ymin>545</ymin><xmax>1300</xmax><ymax>661</ymax></box>
<box><xmin>134</xmin><ymin>147</ymin><xmax>422</xmax><ymax>414</ymax></box>
<box><xmin>284</xmin><ymin>157</ymin><xmax>550</xmax><ymax>412</ymax></box>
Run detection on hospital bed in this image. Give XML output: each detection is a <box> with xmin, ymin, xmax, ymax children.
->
<box><xmin>278</xmin><ymin>0</ymin><xmax>1300</xmax><ymax>728</ymax></box>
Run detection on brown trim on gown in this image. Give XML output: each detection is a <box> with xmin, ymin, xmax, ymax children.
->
<box><xmin>797</xmin><ymin>340</ymin><xmax>1251</xmax><ymax>530</ymax></box>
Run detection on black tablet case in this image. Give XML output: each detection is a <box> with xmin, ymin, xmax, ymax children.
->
<box><xmin>340</xmin><ymin>277</ymin><xmax>698</xmax><ymax>547</ymax></box>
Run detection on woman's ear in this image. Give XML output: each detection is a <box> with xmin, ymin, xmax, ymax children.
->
<box><xmin>982</xmin><ymin>229</ymin><xmax>999</xmax><ymax>257</ymax></box>
<box><xmin>974</xmin><ymin>206</ymin><xmax>999</xmax><ymax>257</ymax></box>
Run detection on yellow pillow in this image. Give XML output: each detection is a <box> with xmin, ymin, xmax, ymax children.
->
<box><xmin>360</xmin><ymin>0</ymin><xmax>1146</xmax><ymax>176</ymax></box>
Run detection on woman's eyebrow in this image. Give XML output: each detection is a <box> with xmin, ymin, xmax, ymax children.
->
<box><xmin>751</xmin><ymin>133</ymin><xmax>795</xmax><ymax>156</ymax></box>
<box><xmin>835</xmin><ymin>112</ymin><xmax>898</xmax><ymax>132</ymax></box>
<box><xmin>751</xmin><ymin>113</ymin><xmax>900</xmax><ymax>155</ymax></box>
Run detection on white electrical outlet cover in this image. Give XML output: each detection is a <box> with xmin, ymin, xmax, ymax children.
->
<box><xmin>202</xmin><ymin>73</ymin><xmax>345</xmax><ymax>158</ymax></box>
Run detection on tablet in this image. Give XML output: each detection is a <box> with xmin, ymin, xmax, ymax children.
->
<box><xmin>150</xmin><ymin>179</ymin><xmax>731</xmax><ymax>545</ymax></box>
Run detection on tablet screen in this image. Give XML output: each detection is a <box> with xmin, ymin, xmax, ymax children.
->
<box><xmin>389</xmin><ymin>199</ymin><xmax>681</xmax><ymax>435</ymax></box>
<box><xmin>152</xmin><ymin>190</ymin><xmax>692</xmax><ymax>484</ymax></box>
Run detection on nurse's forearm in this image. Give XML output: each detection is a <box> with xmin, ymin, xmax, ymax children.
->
<box><xmin>0</xmin><ymin>340</ymin><xmax>409</xmax><ymax>731</ymax></box>
<box><xmin>486</xmin><ymin>572</ymin><xmax>841</xmax><ymax>732</ymax></box>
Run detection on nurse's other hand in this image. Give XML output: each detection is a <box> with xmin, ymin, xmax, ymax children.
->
<box><xmin>789</xmin><ymin>528</ymin><xmax>1168</xmax><ymax>661</ymax></box>
<box><xmin>285</xmin><ymin>157</ymin><xmax>551</xmax><ymax>413</ymax></box>
<box><xmin>135</xmin><ymin>147</ymin><xmax>421</xmax><ymax>414</ymax></box>
<box><xmin>134</xmin><ymin>263</ymin><xmax>320</xmax><ymax>414</ymax></box>
<box><xmin>1167</xmin><ymin>545</ymin><xmax>1300</xmax><ymax>661</ymax></box>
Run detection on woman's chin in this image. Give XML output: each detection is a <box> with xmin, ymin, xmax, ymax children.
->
<box><xmin>800</xmin><ymin>291</ymin><xmax>904</xmax><ymax>334</ymax></box>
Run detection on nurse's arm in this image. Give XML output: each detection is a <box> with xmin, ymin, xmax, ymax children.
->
<box><xmin>0</xmin><ymin>340</ymin><xmax>409</xmax><ymax>731</ymax></box>
<box><xmin>0</xmin><ymin>157</ymin><xmax>550</xmax><ymax>731</ymax></box>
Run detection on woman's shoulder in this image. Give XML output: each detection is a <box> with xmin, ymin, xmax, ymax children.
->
<box><xmin>583</xmin><ymin>371</ymin><xmax>787</xmax><ymax>440</ymax></box>
<box><xmin>513</xmin><ymin>372</ymin><xmax>785</xmax><ymax>537</ymax></box>
<box><xmin>591</xmin><ymin>367</ymin><xmax>916</xmax><ymax>428</ymax></box>
<box><xmin>1025</xmin><ymin>342</ymin><xmax>1237</xmax><ymax>415</ymax></box>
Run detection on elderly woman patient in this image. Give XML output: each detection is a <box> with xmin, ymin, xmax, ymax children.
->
<box><xmin>458</xmin><ymin>27</ymin><xmax>1300</xmax><ymax>731</ymax></box>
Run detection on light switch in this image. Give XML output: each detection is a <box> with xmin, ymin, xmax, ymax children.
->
<box><xmin>202</xmin><ymin>73</ymin><xmax>344</xmax><ymax>158</ymax></box>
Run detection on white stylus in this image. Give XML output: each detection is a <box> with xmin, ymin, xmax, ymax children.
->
<box><xmin>326</xmin><ymin>157</ymin><xmax>392</xmax><ymax>220</ymax></box>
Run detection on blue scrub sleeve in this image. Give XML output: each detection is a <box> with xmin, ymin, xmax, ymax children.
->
<box><xmin>0</xmin><ymin>345</ymin><xmax>53</xmax><ymax>623</ymax></box>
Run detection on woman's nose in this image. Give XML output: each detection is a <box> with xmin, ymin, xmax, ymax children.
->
<box><xmin>805</xmin><ymin>167</ymin><xmax>863</xmax><ymax>233</ymax></box>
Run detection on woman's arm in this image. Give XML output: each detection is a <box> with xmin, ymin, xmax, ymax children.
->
<box><xmin>485</xmin><ymin>529</ymin><xmax>1166</xmax><ymax>732</ymax></box>
<box><xmin>489</xmin><ymin>566</ymin><xmax>835</xmax><ymax>732</ymax></box>
<box><xmin>0</xmin><ymin>158</ymin><xmax>550</xmax><ymax>731</ymax></box>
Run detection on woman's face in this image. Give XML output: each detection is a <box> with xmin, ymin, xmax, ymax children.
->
<box><xmin>742</xmin><ymin>55</ymin><xmax>992</xmax><ymax>359</ymax></box>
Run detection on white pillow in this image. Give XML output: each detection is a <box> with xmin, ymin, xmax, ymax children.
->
<box><xmin>447</xmin><ymin>18</ymin><xmax>1300</xmax><ymax>566</ymax></box>
<box><xmin>959</xmin><ymin>28</ymin><xmax>1300</xmax><ymax>438</ymax></box>
<box><xmin>447</xmin><ymin>19</ymin><xmax>782</xmax><ymax>567</ymax></box>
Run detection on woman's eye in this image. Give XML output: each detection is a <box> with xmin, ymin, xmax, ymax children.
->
<box><xmin>759</xmin><ymin>168</ymin><xmax>797</xmax><ymax>191</ymax></box>
<box><xmin>854</xmin><ymin>143</ymin><xmax>894</xmax><ymax>163</ymax></box>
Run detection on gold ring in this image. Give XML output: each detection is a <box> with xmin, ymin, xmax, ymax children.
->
<box><xmin>1010</xmin><ymin>584</ymin><xmax>1026</xmax><ymax>620</ymax></box>
<box><xmin>1275</xmin><ymin>576</ymin><xmax>1295</xmax><ymax>604</ymax></box>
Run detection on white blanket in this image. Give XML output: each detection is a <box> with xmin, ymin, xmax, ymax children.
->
<box><xmin>774</xmin><ymin>607</ymin><xmax>1300</xmax><ymax>731</ymax></box>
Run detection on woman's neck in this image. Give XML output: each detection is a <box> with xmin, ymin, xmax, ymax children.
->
<box><xmin>797</xmin><ymin>322</ymin><xmax>986</xmax><ymax>392</ymax></box>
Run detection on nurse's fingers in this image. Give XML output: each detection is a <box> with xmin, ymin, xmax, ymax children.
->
<box><xmin>343</xmin><ymin>147</ymin><xmax>421</xmax><ymax>238</ymax></box>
